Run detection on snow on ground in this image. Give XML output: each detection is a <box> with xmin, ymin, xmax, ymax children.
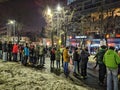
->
<box><xmin>0</xmin><ymin>61</ymin><xmax>89</xmax><ymax>90</ymax></box>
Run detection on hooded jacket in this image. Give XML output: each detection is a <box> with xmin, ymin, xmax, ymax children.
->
<box><xmin>63</xmin><ymin>48</ymin><xmax>70</xmax><ymax>62</ymax></box>
<box><xmin>103</xmin><ymin>49</ymin><xmax>120</xmax><ymax>69</ymax></box>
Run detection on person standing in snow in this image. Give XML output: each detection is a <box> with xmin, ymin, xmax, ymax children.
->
<box><xmin>22</xmin><ymin>43</ymin><xmax>29</xmax><ymax>66</ymax></box>
<box><xmin>50</xmin><ymin>47</ymin><xmax>56</xmax><ymax>68</ymax></box>
<box><xmin>63</xmin><ymin>46</ymin><xmax>70</xmax><ymax>77</ymax></box>
<box><xmin>12</xmin><ymin>43</ymin><xmax>19</xmax><ymax>62</ymax></box>
<box><xmin>55</xmin><ymin>47</ymin><xmax>61</xmax><ymax>70</ymax></box>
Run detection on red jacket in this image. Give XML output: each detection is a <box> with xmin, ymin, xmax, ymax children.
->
<box><xmin>12</xmin><ymin>44</ymin><xmax>18</xmax><ymax>53</ymax></box>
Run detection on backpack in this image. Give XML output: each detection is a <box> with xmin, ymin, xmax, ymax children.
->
<box><xmin>97</xmin><ymin>50</ymin><xmax>106</xmax><ymax>64</ymax></box>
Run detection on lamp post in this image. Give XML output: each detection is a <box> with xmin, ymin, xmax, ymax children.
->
<box><xmin>46</xmin><ymin>5</ymin><xmax>63</xmax><ymax>47</ymax></box>
<box><xmin>47</xmin><ymin>7</ymin><xmax>54</xmax><ymax>46</ymax></box>
<box><xmin>56</xmin><ymin>4</ymin><xmax>62</xmax><ymax>46</ymax></box>
<box><xmin>7</xmin><ymin>20</ymin><xmax>16</xmax><ymax>43</ymax></box>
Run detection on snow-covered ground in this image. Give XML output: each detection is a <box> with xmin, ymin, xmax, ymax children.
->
<box><xmin>0</xmin><ymin>61</ymin><xmax>91</xmax><ymax>90</ymax></box>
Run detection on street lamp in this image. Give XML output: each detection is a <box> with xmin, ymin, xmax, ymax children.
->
<box><xmin>45</xmin><ymin>5</ymin><xmax>64</xmax><ymax>46</ymax></box>
<box><xmin>47</xmin><ymin>7</ymin><xmax>54</xmax><ymax>46</ymax></box>
<box><xmin>7</xmin><ymin>19</ymin><xmax>16</xmax><ymax>43</ymax></box>
<box><xmin>47</xmin><ymin>7</ymin><xmax>52</xmax><ymax>16</ymax></box>
<box><xmin>57</xmin><ymin>4</ymin><xmax>62</xmax><ymax>12</ymax></box>
<box><xmin>8</xmin><ymin>20</ymin><xmax>16</xmax><ymax>36</ymax></box>
<box><xmin>56</xmin><ymin>4</ymin><xmax>63</xmax><ymax>46</ymax></box>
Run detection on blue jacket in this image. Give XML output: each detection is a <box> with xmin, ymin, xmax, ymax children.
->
<box><xmin>24</xmin><ymin>47</ymin><xmax>29</xmax><ymax>56</ymax></box>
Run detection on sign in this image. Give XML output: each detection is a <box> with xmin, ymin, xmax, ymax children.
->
<box><xmin>75</xmin><ymin>36</ymin><xmax>87</xmax><ymax>39</ymax></box>
<box><xmin>116</xmin><ymin>34</ymin><xmax>120</xmax><ymax>38</ymax></box>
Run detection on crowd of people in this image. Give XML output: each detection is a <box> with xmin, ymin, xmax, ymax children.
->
<box><xmin>0</xmin><ymin>41</ymin><xmax>47</xmax><ymax>67</ymax></box>
<box><xmin>0</xmin><ymin>40</ymin><xmax>120</xmax><ymax>90</ymax></box>
<box><xmin>93</xmin><ymin>45</ymin><xmax>120</xmax><ymax>90</ymax></box>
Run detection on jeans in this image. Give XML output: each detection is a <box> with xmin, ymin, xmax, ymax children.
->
<box><xmin>0</xmin><ymin>50</ymin><xmax>2</xmax><ymax>59</ymax></box>
<box><xmin>29</xmin><ymin>56</ymin><xmax>34</xmax><ymax>64</ymax></box>
<box><xmin>81</xmin><ymin>61</ymin><xmax>88</xmax><ymax>77</ymax></box>
<box><xmin>107</xmin><ymin>68</ymin><xmax>118</xmax><ymax>90</ymax></box>
<box><xmin>50</xmin><ymin>59</ymin><xmax>55</xmax><ymax>68</ymax></box>
<box><xmin>23</xmin><ymin>55</ymin><xmax>28</xmax><ymax>66</ymax></box>
<box><xmin>13</xmin><ymin>53</ymin><xmax>17</xmax><ymax>61</ymax></box>
<box><xmin>43</xmin><ymin>55</ymin><xmax>45</xmax><ymax>64</ymax></box>
<box><xmin>77</xmin><ymin>61</ymin><xmax>80</xmax><ymax>73</ymax></box>
<box><xmin>7</xmin><ymin>52</ymin><xmax>12</xmax><ymax>61</ymax></box>
<box><xmin>99</xmin><ymin>64</ymin><xmax>106</xmax><ymax>83</ymax></box>
<box><xmin>64</xmin><ymin>62</ymin><xmax>69</xmax><ymax>74</ymax></box>
<box><xmin>56</xmin><ymin>60</ymin><xmax>60</xmax><ymax>69</ymax></box>
<box><xmin>3</xmin><ymin>52</ymin><xmax>7</xmax><ymax>61</ymax></box>
<box><xmin>74</xmin><ymin>61</ymin><xmax>77</xmax><ymax>73</ymax></box>
<box><xmin>39</xmin><ymin>55</ymin><xmax>44</xmax><ymax>66</ymax></box>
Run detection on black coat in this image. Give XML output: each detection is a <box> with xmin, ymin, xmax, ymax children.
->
<box><xmin>73</xmin><ymin>51</ymin><xmax>79</xmax><ymax>61</ymax></box>
<box><xmin>80</xmin><ymin>50</ymin><xmax>90</xmax><ymax>63</ymax></box>
<box><xmin>50</xmin><ymin>50</ymin><xmax>55</xmax><ymax>61</ymax></box>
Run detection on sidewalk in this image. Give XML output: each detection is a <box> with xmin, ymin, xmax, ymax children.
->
<box><xmin>44</xmin><ymin>57</ymin><xmax>104</xmax><ymax>90</ymax></box>
<box><xmin>87</xmin><ymin>55</ymin><xmax>99</xmax><ymax>78</ymax></box>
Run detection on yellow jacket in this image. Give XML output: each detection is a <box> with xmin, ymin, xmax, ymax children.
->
<box><xmin>63</xmin><ymin>48</ymin><xmax>70</xmax><ymax>62</ymax></box>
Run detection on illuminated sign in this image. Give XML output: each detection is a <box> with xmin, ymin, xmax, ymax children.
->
<box><xmin>75</xmin><ymin>36</ymin><xmax>87</xmax><ymax>39</ymax></box>
<box><xmin>116</xmin><ymin>34</ymin><xmax>120</xmax><ymax>38</ymax></box>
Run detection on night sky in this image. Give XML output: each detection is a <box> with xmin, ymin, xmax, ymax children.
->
<box><xmin>0</xmin><ymin>0</ymin><xmax>67</xmax><ymax>36</ymax></box>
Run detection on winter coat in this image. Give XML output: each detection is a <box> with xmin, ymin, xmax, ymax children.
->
<box><xmin>103</xmin><ymin>49</ymin><xmax>120</xmax><ymax>69</ymax></box>
<box><xmin>63</xmin><ymin>48</ymin><xmax>70</xmax><ymax>62</ymax></box>
<box><xmin>73</xmin><ymin>51</ymin><xmax>79</xmax><ymax>61</ymax></box>
<box><xmin>50</xmin><ymin>49</ymin><xmax>55</xmax><ymax>61</ymax></box>
<box><xmin>39</xmin><ymin>46</ymin><xmax>46</xmax><ymax>55</ymax></box>
<box><xmin>24</xmin><ymin>47</ymin><xmax>29</xmax><ymax>56</ymax></box>
<box><xmin>29</xmin><ymin>48</ymin><xmax>36</xmax><ymax>57</ymax></box>
<box><xmin>12</xmin><ymin>44</ymin><xmax>18</xmax><ymax>53</ymax></box>
<box><xmin>80</xmin><ymin>50</ymin><xmax>90</xmax><ymax>63</ymax></box>
<box><xmin>35</xmin><ymin>45</ymin><xmax>39</xmax><ymax>56</ymax></box>
<box><xmin>2</xmin><ymin>42</ymin><xmax>8</xmax><ymax>52</ymax></box>
<box><xmin>39</xmin><ymin>46</ymin><xmax>44</xmax><ymax>55</ymax></box>
<box><xmin>8</xmin><ymin>43</ymin><xmax>13</xmax><ymax>52</ymax></box>
<box><xmin>19</xmin><ymin>45</ymin><xmax>24</xmax><ymax>53</ymax></box>
<box><xmin>55</xmin><ymin>50</ymin><xmax>61</xmax><ymax>60</ymax></box>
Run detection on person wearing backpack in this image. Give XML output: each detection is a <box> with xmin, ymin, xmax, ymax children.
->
<box><xmin>94</xmin><ymin>45</ymin><xmax>107</xmax><ymax>86</ymax></box>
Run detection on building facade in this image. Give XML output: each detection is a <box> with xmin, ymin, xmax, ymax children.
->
<box><xmin>68</xmin><ymin>0</ymin><xmax>120</xmax><ymax>39</ymax></box>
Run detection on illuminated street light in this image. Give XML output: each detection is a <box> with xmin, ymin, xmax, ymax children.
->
<box><xmin>7</xmin><ymin>19</ymin><xmax>16</xmax><ymax>43</ymax></box>
<box><xmin>47</xmin><ymin>7</ymin><xmax>52</xmax><ymax>16</ymax></box>
<box><xmin>45</xmin><ymin>4</ymin><xmax>64</xmax><ymax>46</ymax></box>
<box><xmin>57</xmin><ymin>4</ymin><xmax>62</xmax><ymax>12</ymax></box>
<box><xmin>46</xmin><ymin>7</ymin><xmax>54</xmax><ymax>46</ymax></box>
<box><xmin>8</xmin><ymin>20</ymin><xmax>15</xmax><ymax>25</ymax></box>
